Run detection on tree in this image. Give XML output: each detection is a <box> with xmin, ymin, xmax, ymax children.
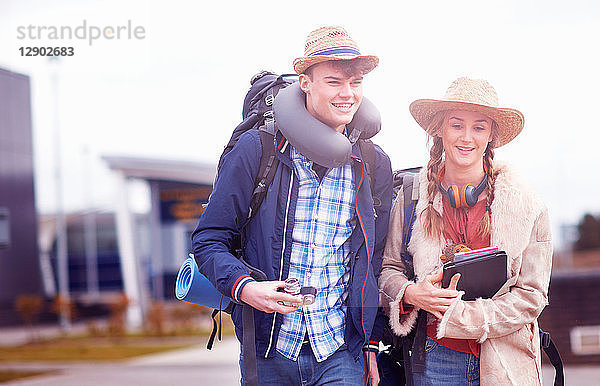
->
<box><xmin>107</xmin><ymin>292</ymin><xmax>130</xmax><ymax>338</ymax></box>
<box><xmin>574</xmin><ymin>213</ymin><xmax>600</xmax><ymax>250</ymax></box>
<box><xmin>14</xmin><ymin>294</ymin><xmax>44</xmax><ymax>342</ymax></box>
<box><xmin>50</xmin><ymin>295</ymin><xmax>78</xmax><ymax>323</ymax></box>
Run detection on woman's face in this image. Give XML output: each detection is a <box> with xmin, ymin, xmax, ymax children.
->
<box><xmin>439</xmin><ymin>110</ymin><xmax>493</xmax><ymax>169</ymax></box>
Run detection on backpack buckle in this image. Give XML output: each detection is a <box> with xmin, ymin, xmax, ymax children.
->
<box><xmin>540</xmin><ymin>330</ymin><xmax>551</xmax><ymax>349</ymax></box>
<box><xmin>265</xmin><ymin>94</ymin><xmax>275</xmax><ymax>106</ymax></box>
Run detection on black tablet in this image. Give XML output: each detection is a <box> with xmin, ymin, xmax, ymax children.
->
<box><xmin>441</xmin><ymin>250</ymin><xmax>508</xmax><ymax>301</ymax></box>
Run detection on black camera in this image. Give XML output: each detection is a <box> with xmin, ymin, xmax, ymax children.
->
<box><xmin>278</xmin><ymin>278</ymin><xmax>317</xmax><ymax>307</ymax></box>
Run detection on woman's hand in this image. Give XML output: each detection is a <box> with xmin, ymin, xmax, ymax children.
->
<box><xmin>403</xmin><ymin>270</ymin><xmax>461</xmax><ymax>319</ymax></box>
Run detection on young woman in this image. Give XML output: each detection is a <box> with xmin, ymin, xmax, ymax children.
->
<box><xmin>379</xmin><ymin>77</ymin><xmax>552</xmax><ymax>385</ymax></box>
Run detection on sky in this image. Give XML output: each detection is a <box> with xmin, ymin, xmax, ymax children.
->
<box><xmin>0</xmin><ymin>0</ymin><xmax>599</xmax><ymax>248</ymax></box>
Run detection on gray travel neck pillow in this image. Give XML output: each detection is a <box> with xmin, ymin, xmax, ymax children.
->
<box><xmin>273</xmin><ymin>82</ymin><xmax>381</xmax><ymax>168</ymax></box>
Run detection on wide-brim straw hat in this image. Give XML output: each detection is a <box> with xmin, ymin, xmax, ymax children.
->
<box><xmin>293</xmin><ymin>26</ymin><xmax>379</xmax><ymax>75</ymax></box>
<box><xmin>409</xmin><ymin>77</ymin><xmax>524</xmax><ymax>147</ymax></box>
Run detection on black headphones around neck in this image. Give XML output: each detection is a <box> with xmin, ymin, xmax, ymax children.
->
<box><xmin>437</xmin><ymin>167</ymin><xmax>488</xmax><ymax>208</ymax></box>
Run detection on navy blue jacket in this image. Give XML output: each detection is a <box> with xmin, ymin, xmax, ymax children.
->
<box><xmin>191</xmin><ymin>129</ymin><xmax>392</xmax><ymax>361</ymax></box>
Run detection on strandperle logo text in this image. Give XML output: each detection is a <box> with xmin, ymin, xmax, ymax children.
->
<box><xmin>16</xmin><ymin>20</ymin><xmax>146</xmax><ymax>46</ymax></box>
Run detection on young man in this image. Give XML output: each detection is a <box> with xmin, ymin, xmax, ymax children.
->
<box><xmin>192</xmin><ymin>26</ymin><xmax>392</xmax><ymax>385</ymax></box>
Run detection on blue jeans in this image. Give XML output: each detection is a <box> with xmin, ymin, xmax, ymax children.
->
<box><xmin>413</xmin><ymin>337</ymin><xmax>480</xmax><ymax>386</ymax></box>
<box><xmin>239</xmin><ymin>343</ymin><xmax>364</xmax><ymax>385</ymax></box>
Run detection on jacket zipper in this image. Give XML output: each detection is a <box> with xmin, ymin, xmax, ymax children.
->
<box><xmin>353</xmin><ymin>156</ymin><xmax>371</xmax><ymax>343</ymax></box>
<box><xmin>264</xmin><ymin>170</ymin><xmax>294</xmax><ymax>358</ymax></box>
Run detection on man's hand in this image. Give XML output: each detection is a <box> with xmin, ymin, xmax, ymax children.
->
<box><xmin>403</xmin><ymin>269</ymin><xmax>461</xmax><ymax>319</ymax></box>
<box><xmin>239</xmin><ymin>280</ymin><xmax>302</xmax><ymax>314</ymax></box>
<box><xmin>363</xmin><ymin>351</ymin><xmax>379</xmax><ymax>386</ymax></box>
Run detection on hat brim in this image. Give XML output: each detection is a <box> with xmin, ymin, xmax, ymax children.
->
<box><xmin>409</xmin><ymin>99</ymin><xmax>524</xmax><ymax>147</ymax></box>
<box><xmin>293</xmin><ymin>55</ymin><xmax>378</xmax><ymax>75</ymax></box>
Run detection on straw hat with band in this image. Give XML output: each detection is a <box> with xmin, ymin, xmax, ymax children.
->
<box><xmin>293</xmin><ymin>26</ymin><xmax>379</xmax><ymax>75</ymax></box>
<box><xmin>409</xmin><ymin>77</ymin><xmax>524</xmax><ymax>147</ymax></box>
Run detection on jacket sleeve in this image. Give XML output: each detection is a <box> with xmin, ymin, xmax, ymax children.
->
<box><xmin>367</xmin><ymin>145</ymin><xmax>393</xmax><ymax>345</ymax></box>
<box><xmin>378</xmin><ymin>187</ymin><xmax>420</xmax><ymax>337</ymax></box>
<box><xmin>437</xmin><ymin>207</ymin><xmax>553</xmax><ymax>342</ymax></box>
<box><xmin>191</xmin><ymin>131</ymin><xmax>261</xmax><ymax>302</ymax></box>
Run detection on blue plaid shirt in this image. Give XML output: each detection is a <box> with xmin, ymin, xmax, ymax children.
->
<box><xmin>276</xmin><ymin>147</ymin><xmax>356</xmax><ymax>362</ymax></box>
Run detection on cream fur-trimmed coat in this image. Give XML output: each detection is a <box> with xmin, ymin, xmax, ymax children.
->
<box><xmin>379</xmin><ymin>162</ymin><xmax>552</xmax><ymax>385</ymax></box>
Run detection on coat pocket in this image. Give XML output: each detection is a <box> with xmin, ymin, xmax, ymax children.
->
<box><xmin>515</xmin><ymin>323</ymin><xmax>536</xmax><ymax>359</ymax></box>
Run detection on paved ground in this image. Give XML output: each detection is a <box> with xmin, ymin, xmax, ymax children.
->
<box><xmin>1</xmin><ymin>324</ymin><xmax>600</xmax><ymax>385</ymax></box>
<box><xmin>3</xmin><ymin>340</ymin><xmax>600</xmax><ymax>385</ymax></box>
<box><xmin>0</xmin><ymin>337</ymin><xmax>240</xmax><ymax>386</ymax></box>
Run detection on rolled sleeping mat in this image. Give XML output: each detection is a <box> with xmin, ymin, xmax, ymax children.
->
<box><xmin>175</xmin><ymin>256</ymin><xmax>232</xmax><ymax>309</ymax></box>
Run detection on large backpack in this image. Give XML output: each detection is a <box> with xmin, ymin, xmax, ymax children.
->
<box><xmin>377</xmin><ymin>168</ymin><xmax>564</xmax><ymax>386</ymax></box>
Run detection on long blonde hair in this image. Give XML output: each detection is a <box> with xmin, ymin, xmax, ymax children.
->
<box><xmin>421</xmin><ymin>111</ymin><xmax>499</xmax><ymax>240</ymax></box>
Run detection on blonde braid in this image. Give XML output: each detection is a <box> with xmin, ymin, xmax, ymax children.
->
<box><xmin>422</xmin><ymin>126</ymin><xmax>445</xmax><ymax>240</ymax></box>
<box><xmin>477</xmin><ymin>140</ymin><xmax>497</xmax><ymax>238</ymax></box>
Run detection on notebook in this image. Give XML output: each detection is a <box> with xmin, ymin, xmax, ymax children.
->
<box><xmin>441</xmin><ymin>248</ymin><xmax>508</xmax><ymax>301</ymax></box>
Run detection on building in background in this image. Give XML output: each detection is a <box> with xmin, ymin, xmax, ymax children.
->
<box><xmin>0</xmin><ymin>67</ymin><xmax>44</xmax><ymax>326</ymax></box>
<box><xmin>102</xmin><ymin>156</ymin><xmax>215</xmax><ymax>327</ymax></box>
<box><xmin>38</xmin><ymin>211</ymin><xmax>148</xmax><ymax>300</ymax></box>
<box><xmin>35</xmin><ymin>157</ymin><xmax>216</xmax><ymax>329</ymax></box>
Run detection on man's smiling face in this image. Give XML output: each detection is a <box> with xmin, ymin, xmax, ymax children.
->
<box><xmin>299</xmin><ymin>61</ymin><xmax>363</xmax><ymax>133</ymax></box>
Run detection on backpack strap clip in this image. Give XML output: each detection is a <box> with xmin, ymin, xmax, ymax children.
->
<box><xmin>265</xmin><ymin>93</ymin><xmax>275</xmax><ymax>106</ymax></box>
<box><xmin>540</xmin><ymin>329</ymin><xmax>551</xmax><ymax>349</ymax></box>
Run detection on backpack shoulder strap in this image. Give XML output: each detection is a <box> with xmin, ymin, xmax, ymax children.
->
<box><xmin>401</xmin><ymin>173</ymin><xmax>419</xmax><ymax>280</ymax></box>
<box><xmin>247</xmin><ymin>129</ymin><xmax>280</xmax><ymax>220</ymax></box>
<box><xmin>399</xmin><ymin>172</ymin><xmax>427</xmax><ymax>378</ymax></box>
<box><xmin>540</xmin><ymin>328</ymin><xmax>565</xmax><ymax>386</ymax></box>
<box><xmin>236</xmin><ymin>128</ymin><xmax>282</xmax><ymax>273</ymax></box>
